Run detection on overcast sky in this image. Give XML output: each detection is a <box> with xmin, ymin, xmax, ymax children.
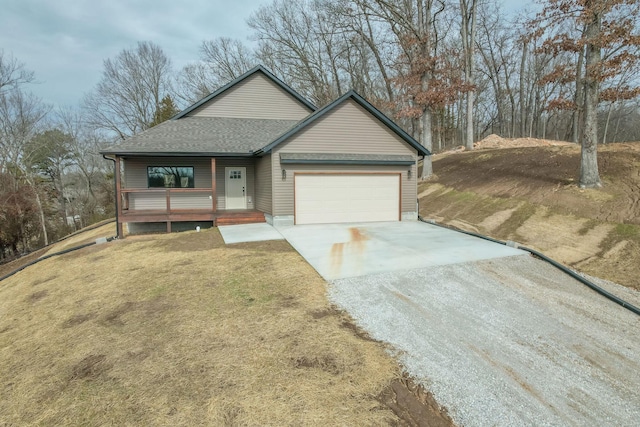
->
<box><xmin>1</xmin><ymin>0</ymin><xmax>529</xmax><ymax>109</ymax></box>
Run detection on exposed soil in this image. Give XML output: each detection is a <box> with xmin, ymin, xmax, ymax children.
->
<box><xmin>378</xmin><ymin>374</ymin><xmax>454</xmax><ymax>427</ymax></box>
<box><xmin>421</xmin><ymin>138</ymin><xmax>640</xmax><ymax>289</ymax></box>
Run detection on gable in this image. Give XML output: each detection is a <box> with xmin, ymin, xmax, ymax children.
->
<box><xmin>273</xmin><ymin>99</ymin><xmax>417</xmax><ymax>156</ymax></box>
<box><xmin>187</xmin><ymin>73</ymin><xmax>312</xmax><ymax>120</ymax></box>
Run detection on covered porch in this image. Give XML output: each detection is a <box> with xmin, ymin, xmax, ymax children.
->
<box><xmin>114</xmin><ymin>156</ymin><xmax>265</xmax><ymax>236</ymax></box>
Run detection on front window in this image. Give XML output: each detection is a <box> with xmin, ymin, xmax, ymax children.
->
<box><xmin>147</xmin><ymin>166</ymin><xmax>195</xmax><ymax>188</ymax></box>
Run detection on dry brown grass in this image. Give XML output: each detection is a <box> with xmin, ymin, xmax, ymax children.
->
<box><xmin>0</xmin><ymin>229</ymin><xmax>404</xmax><ymax>426</ymax></box>
<box><xmin>44</xmin><ymin>221</ymin><xmax>117</xmax><ymax>255</ymax></box>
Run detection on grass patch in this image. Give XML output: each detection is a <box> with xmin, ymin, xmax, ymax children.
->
<box><xmin>491</xmin><ymin>203</ymin><xmax>538</xmax><ymax>241</ymax></box>
<box><xmin>577</xmin><ymin>219</ymin><xmax>601</xmax><ymax>236</ymax></box>
<box><xmin>614</xmin><ymin>223</ymin><xmax>640</xmax><ymax>239</ymax></box>
<box><xmin>420</xmin><ymin>186</ymin><xmax>521</xmax><ymax>229</ymax></box>
<box><xmin>451</xmin><ymin>190</ymin><xmax>479</xmax><ymax>202</ymax></box>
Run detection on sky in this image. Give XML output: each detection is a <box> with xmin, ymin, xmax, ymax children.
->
<box><xmin>0</xmin><ymin>0</ymin><xmax>529</xmax><ymax>109</ymax></box>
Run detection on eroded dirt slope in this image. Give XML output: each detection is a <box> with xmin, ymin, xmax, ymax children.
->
<box><xmin>420</xmin><ymin>139</ymin><xmax>640</xmax><ymax>289</ymax></box>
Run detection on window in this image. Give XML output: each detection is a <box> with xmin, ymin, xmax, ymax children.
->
<box><xmin>147</xmin><ymin>166</ymin><xmax>195</xmax><ymax>188</ymax></box>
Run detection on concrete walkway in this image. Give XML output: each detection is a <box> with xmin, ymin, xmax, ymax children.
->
<box><xmin>276</xmin><ymin>221</ymin><xmax>525</xmax><ymax>280</ymax></box>
<box><xmin>218</xmin><ymin>223</ymin><xmax>284</xmax><ymax>244</ymax></box>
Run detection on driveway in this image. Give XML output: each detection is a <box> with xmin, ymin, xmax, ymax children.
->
<box><xmin>276</xmin><ymin>221</ymin><xmax>525</xmax><ymax>280</ymax></box>
<box><xmin>279</xmin><ymin>221</ymin><xmax>640</xmax><ymax>426</ymax></box>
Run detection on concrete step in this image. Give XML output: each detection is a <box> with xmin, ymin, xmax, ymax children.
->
<box><xmin>216</xmin><ymin>216</ymin><xmax>266</xmax><ymax>226</ymax></box>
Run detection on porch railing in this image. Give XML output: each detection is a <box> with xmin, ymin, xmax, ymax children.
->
<box><xmin>120</xmin><ymin>188</ymin><xmax>215</xmax><ymax>213</ymax></box>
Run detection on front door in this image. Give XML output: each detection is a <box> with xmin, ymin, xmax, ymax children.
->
<box><xmin>225</xmin><ymin>167</ymin><xmax>247</xmax><ymax>209</ymax></box>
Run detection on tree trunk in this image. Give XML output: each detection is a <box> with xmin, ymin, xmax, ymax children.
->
<box><xmin>420</xmin><ymin>109</ymin><xmax>433</xmax><ymax>179</ymax></box>
<box><xmin>519</xmin><ymin>40</ymin><xmax>528</xmax><ymax>138</ymax></box>
<box><xmin>602</xmin><ymin>102</ymin><xmax>613</xmax><ymax>144</ymax></box>
<box><xmin>34</xmin><ymin>186</ymin><xmax>49</xmax><ymax>246</ymax></box>
<box><xmin>465</xmin><ymin>90</ymin><xmax>474</xmax><ymax>150</ymax></box>
<box><xmin>23</xmin><ymin>175</ymin><xmax>49</xmax><ymax>246</ymax></box>
<box><xmin>461</xmin><ymin>0</ymin><xmax>477</xmax><ymax>150</ymax></box>
<box><xmin>572</xmin><ymin>42</ymin><xmax>585</xmax><ymax>143</ymax></box>
<box><xmin>580</xmin><ymin>6</ymin><xmax>602</xmax><ymax>188</ymax></box>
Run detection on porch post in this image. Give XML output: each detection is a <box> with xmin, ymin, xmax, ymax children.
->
<box><xmin>114</xmin><ymin>156</ymin><xmax>123</xmax><ymax>238</ymax></box>
<box><xmin>211</xmin><ymin>158</ymin><xmax>217</xmax><ymax>212</ymax></box>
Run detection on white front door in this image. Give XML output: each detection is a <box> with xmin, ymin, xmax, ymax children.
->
<box><xmin>225</xmin><ymin>167</ymin><xmax>247</xmax><ymax>209</ymax></box>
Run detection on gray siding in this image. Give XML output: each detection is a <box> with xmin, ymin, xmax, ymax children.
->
<box><xmin>215</xmin><ymin>158</ymin><xmax>255</xmax><ymax>210</ymax></box>
<box><xmin>271</xmin><ymin>100</ymin><xmax>418</xmax><ymax>216</ymax></box>
<box><xmin>123</xmin><ymin>157</ymin><xmax>256</xmax><ymax>211</ymax></box>
<box><xmin>170</xmin><ymin>193</ymin><xmax>212</xmax><ymax>209</ymax></box>
<box><xmin>254</xmin><ymin>154</ymin><xmax>272</xmax><ymax>214</ymax></box>
<box><xmin>124</xmin><ymin>157</ymin><xmax>213</xmax><ymax>211</ymax></box>
<box><xmin>188</xmin><ymin>73</ymin><xmax>310</xmax><ymax>120</ymax></box>
<box><xmin>129</xmin><ymin>192</ymin><xmax>166</xmax><ymax>211</ymax></box>
<box><xmin>127</xmin><ymin>192</ymin><xmax>212</xmax><ymax>210</ymax></box>
<box><xmin>124</xmin><ymin>157</ymin><xmax>212</xmax><ymax>188</ymax></box>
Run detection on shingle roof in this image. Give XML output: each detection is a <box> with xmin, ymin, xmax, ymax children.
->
<box><xmin>100</xmin><ymin>117</ymin><xmax>300</xmax><ymax>156</ymax></box>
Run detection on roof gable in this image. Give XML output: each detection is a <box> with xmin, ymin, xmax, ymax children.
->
<box><xmin>173</xmin><ymin>65</ymin><xmax>316</xmax><ymax>120</ymax></box>
<box><xmin>256</xmin><ymin>90</ymin><xmax>430</xmax><ymax>156</ymax></box>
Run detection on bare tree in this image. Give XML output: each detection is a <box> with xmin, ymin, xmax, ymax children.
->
<box><xmin>56</xmin><ymin>107</ymin><xmax>114</xmax><ymax>224</ymax></box>
<box><xmin>0</xmin><ymin>50</ymin><xmax>35</xmax><ymax>94</ymax></box>
<box><xmin>332</xmin><ymin>0</ymin><xmax>397</xmax><ymax>103</ymax></box>
<box><xmin>533</xmin><ymin>0</ymin><xmax>640</xmax><ymax>188</ymax></box>
<box><xmin>460</xmin><ymin>0</ymin><xmax>478</xmax><ymax>150</ymax></box>
<box><xmin>176</xmin><ymin>38</ymin><xmax>255</xmax><ymax>105</ymax></box>
<box><xmin>200</xmin><ymin>37</ymin><xmax>255</xmax><ymax>83</ymax></box>
<box><xmin>175</xmin><ymin>62</ymin><xmax>219</xmax><ymax>105</ymax></box>
<box><xmin>25</xmin><ymin>129</ymin><xmax>75</xmax><ymax>227</ymax></box>
<box><xmin>83</xmin><ymin>41</ymin><xmax>174</xmax><ymax>139</ymax></box>
<box><xmin>0</xmin><ymin>88</ymin><xmax>51</xmax><ymax>244</ymax></box>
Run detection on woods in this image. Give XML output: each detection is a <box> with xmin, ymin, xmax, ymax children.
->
<box><xmin>1</xmin><ymin>0</ymin><xmax>639</xmax><ymax>258</ymax></box>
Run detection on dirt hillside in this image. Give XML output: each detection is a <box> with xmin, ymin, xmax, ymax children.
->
<box><xmin>419</xmin><ymin>136</ymin><xmax>640</xmax><ymax>290</ymax></box>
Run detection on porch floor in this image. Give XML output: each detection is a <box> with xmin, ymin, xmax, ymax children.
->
<box><xmin>120</xmin><ymin>209</ymin><xmax>266</xmax><ymax>227</ymax></box>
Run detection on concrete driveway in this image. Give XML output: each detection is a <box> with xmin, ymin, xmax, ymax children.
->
<box><xmin>276</xmin><ymin>221</ymin><xmax>525</xmax><ymax>280</ymax></box>
<box><xmin>278</xmin><ymin>221</ymin><xmax>640</xmax><ymax>426</ymax></box>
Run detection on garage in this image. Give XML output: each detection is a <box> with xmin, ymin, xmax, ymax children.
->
<box><xmin>294</xmin><ymin>173</ymin><xmax>400</xmax><ymax>224</ymax></box>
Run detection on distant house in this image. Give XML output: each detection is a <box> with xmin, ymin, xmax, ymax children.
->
<box><xmin>100</xmin><ymin>66</ymin><xmax>430</xmax><ymax>237</ymax></box>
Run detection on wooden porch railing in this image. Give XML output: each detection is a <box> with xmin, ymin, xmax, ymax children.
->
<box><xmin>120</xmin><ymin>188</ymin><xmax>215</xmax><ymax>213</ymax></box>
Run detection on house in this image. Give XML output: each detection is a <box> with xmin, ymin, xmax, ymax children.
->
<box><xmin>100</xmin><ymin>65</ymin><xmax>430</xmax><ymax>237</ymax></box>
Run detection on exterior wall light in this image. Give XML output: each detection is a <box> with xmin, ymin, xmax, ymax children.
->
<box><xmin>282</xmin><ymin>169</ymin><xmax>287</xmax><ymax>180</ymax></box>
<box><xmin>407</xmin><ymin>168</ymin><xmax>412</xmax><ymax>179</ymax></box>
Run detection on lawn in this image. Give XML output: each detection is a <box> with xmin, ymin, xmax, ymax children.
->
<box><xmin>0</xmin><ymin>228</ymin><xmax>414</xmax><ymax>425</ymax></box>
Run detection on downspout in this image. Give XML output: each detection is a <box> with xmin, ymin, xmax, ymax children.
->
<box><xmin>103</xmin><ymin>155</ymin><xmax>121</xmax><ymax>239</ymax></box>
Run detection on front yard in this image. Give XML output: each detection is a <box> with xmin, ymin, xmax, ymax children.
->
<box><xmin>0</xmin><ymin>227</ymin><xmax>451</xmax><ymax>425</ymax></box>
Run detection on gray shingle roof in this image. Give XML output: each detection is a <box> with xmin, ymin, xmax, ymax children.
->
<box><xmin>100</xmin><ymin>117</ymin><xmax>300</xmax><ymax>156</ymax></box>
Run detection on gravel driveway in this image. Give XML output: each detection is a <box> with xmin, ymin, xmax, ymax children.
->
<box><xmin>329</xmin><ymin>254</ymin><xmax>640</xmax><ymax>426</ymax></box>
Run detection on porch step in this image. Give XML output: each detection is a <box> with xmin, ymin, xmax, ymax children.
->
<box><xmin>215</xmin><ymin>212</ymin><xmax>266</xmax><ymax>226</ymax></box>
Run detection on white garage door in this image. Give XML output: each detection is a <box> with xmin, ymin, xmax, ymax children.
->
<box><xmin>295</xmin><ymin>173</ymin><xmax>400</xmax><ymax>225</ymax></box>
